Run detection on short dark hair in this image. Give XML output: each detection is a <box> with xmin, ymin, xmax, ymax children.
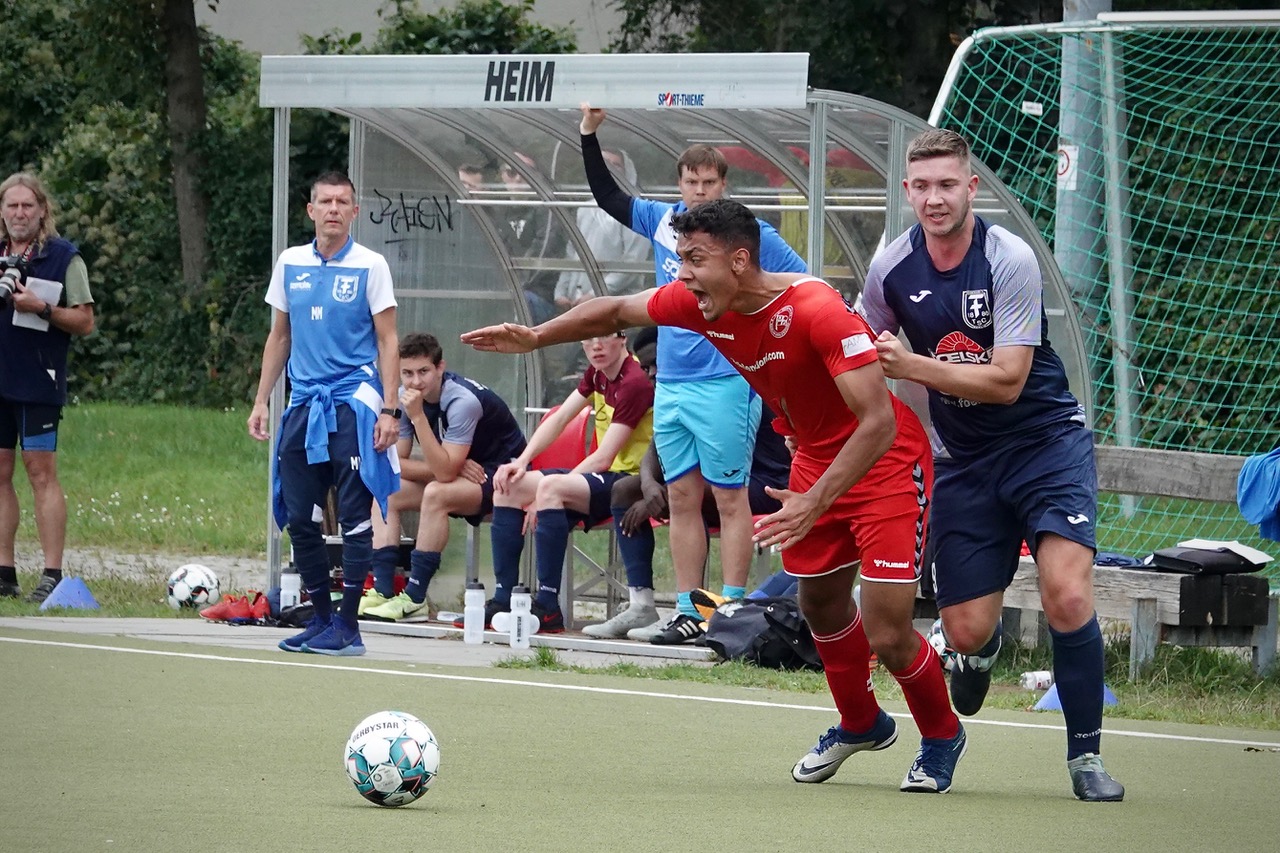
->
<box><xmin>676</xmin><ymin>144</ymin><xmax>727</xmax><ymax>181</ymax></box>
<box><xmin>630</xmin><ymin>325</ymin><xmax>658</xmax><ymax>353</ymax></box>
<box><xmin>310</xmin><ymin>170</ymin><xmax>356</xmax><ymax>201</ymax></box>
<box><xmin>400</xmin><ymin>332</ymin><xmax>443</xmax><ymax>364</ymax></box>
<box><xmin>669</xmin><ymin>199</ymin><xmax>761</xmax><ymax>269</ymax></box>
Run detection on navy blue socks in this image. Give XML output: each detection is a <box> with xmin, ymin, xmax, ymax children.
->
<box><xmin>1051</xmin><ymin>615</ymin><xmax>1106</xmax><ymax>759</ymax></box>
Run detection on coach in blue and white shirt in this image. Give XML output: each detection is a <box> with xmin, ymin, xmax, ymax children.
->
<box><xmin>249</xmin><ymin>170</ymin><xmax>401</xmax><ymax>658</ymax></box>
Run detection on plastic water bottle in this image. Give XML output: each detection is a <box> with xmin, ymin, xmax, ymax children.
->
<box><xmin>280</xmin><ymin>570</ymin><xmax>302</xmax><ymax>609</ymax></box>
<box><xmin>463</xmin><ymin>581</ymin><xmax>486</xmax><ymax>645</ymax></box>
<box><xmin>509</xmin><ymin>585</ymin><xmax>532</xmax><ymax>649</ymax></box>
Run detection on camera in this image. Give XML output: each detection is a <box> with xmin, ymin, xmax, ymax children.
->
<box><xmin>0</xmin><ymin>255</ymin><xmax>26</xmax><ymax>305</ymax></box>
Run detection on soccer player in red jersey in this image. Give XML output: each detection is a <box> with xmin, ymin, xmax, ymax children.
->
<box><xmin>462</xmin><ymin>199</ymin><xmax>966</xmax><ymax>793</ymax></box>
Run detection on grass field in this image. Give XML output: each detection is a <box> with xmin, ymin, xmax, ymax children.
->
<box><xmin>7</xmin><ymin>403</ymin><xmax>1278</xmax><ymax>734</ymax></box>
<box><xmin>3</xmin><ymin>623</ymin><xmax>1279</xmax><ymax>853</ymax></box>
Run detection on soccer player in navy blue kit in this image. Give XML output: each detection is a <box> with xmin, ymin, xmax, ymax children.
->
<box><xmin>248</xmin><ymin>171</ymin><xmax>401</xmax><ymax>657</ymax></box>
<box><xmin>579</xmin><ymin>104</ymin><xmax>806</xmax><ymax>644</ymax></box>
<box><xmin>361</xmin><ymin>332</ymin><xmax>527</xmax><ymax>621</ymax></box>
<box><xmin>861</xmin><ymin>129</ymin><xmax>1124</xmax><ymax>801</ymax></box>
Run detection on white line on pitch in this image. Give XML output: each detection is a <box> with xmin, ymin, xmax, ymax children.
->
<box><xmin>5</xmin><ymin>634</ymin><xmax>1279</xmax><ymax>750</ymax></box>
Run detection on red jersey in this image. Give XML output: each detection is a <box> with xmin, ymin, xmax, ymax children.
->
<box><xmin>647</xmin><ymin>278</ymin><xmax>929</xmax><ymax>486</ymax></box>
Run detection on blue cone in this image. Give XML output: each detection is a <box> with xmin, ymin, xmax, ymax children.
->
<box><xmin>1032</xmin><ymin>683</ymin><xmax>1119</xmax><ymax>711</ymax></box>
<box><xmin>38</xmin><ymin>576</ymin><xmax>99</xmax><ymax>611</ymax></box>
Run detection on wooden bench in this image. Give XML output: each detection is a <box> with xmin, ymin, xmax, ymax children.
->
<box><xmin>931</xmin><ymin>446</ymin><xmax>1278</xmax><ymax>678</ymax></box>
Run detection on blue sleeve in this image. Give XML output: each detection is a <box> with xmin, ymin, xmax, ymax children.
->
<box><xmin>757</xmin><ymin>220</ymin><xmax>807</xmax><ymax>273</ymax></box>
<box><xmin>630</xmin><ymin>198</ymin><xmax>671</xmax><ymax>241</ymax></box>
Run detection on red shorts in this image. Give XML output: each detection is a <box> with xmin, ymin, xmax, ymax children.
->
<box><xmin>780</xmin><ymin>452</ymin><xmax>932</xmax><ymax>583</ymax></box>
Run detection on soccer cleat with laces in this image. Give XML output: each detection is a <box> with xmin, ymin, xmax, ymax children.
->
<box><xmin>1068</xmin><ymin>753</ymin><xmax>1125</xmax><ymax>802</ymax></box>
<box><xmin>949</xmin><ymin>624</ymin><xmax>1002</xmax><ymax>716</ymax></box>
<box><xmin>582</xmin><ymin>604</ymin><xmax>661</xmax><ymax>638</ymax></box>
<box><xmin>900</xmin><ymin>723</ymin><xmax>967</xmax><ymax>793</ymax></box>
<box><xmin>302</xmin><ymin>614</ymin><xmax>366</xmax><ymax>656</ymax></box>
<box><xmin>792</xmin><ymin>710</ymin><xmax>899</xmax><ymax>783</ymax></box>
<box><xmin>357</xmin><ymin>588</ymin><xmax>392</xmax><ymax>617</ymax></box>
<box><xmin>531</xmin><ymin>601</ymin><xmax>565</xmax><ymax>634</ymax></box>
<box><xmin>0</xmin><ymin>579</ymin><xmax>21</xmax><ymax>598</ymax></box>
<box><xmin>649</xmin><ymin>612</ymin><xmax>706</xmax><ymax>645</ymax></box>
<box><xmin>200</xmin><ymin>594</ymin><xmax>252</xmax><ymax>622</ymax></box>
<box><xmin>279</xmin><ymin>614</ymin><xmax>329</xmax><ymax>652</ymax></box>
<box><xmin>361</xmin><ymin>592</ymin><xmax>429</xmax><ymax>622</ymax></box>
<box><xmin>25</xmin><ymin>575</ymin><xmax>60</xmax><ymax>604</ymax></box>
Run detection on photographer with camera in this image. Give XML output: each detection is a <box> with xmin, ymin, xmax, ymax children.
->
<box><xmin>0</xmin><ymin>173</ymin><xmax>95</xmax><ymax>603</ymax></box>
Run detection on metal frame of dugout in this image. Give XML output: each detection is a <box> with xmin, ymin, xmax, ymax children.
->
<box><xmin>256</xmin><ymin>52</ymin><xmax>1092</xmax><ymax>590</ymax></box>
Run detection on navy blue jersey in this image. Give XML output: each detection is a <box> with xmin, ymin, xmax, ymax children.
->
<box><xmin>399</xmin><ymin>371</ymin><xmax>526</xmax><ymax>469</ymax></box>
<box><xmin>861</xmin><ymin>216</ymin><xmax>1083</xmax><ymax>461</ymax></box>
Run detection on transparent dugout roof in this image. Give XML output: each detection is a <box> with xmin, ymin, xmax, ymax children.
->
<box><xmin>260</xmin><ymin>53</ymin><xmax>1090</xmax><ymax>420</ymax></box>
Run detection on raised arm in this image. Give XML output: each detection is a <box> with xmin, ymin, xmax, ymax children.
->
<box><xmin>460</xmin><ymin>289</ymin><xmax>657</xmax><ymax>354</ymax></box>
<box><xmin>580</xmin><ymin>104</ymin><xmax>633</xmax><ymax>226</ymax></box>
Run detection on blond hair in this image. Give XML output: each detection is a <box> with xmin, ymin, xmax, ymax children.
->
<box><xmin>0</xmin><ymin>173</ymin><xmax>59</xmax><ymax>248</ymax></box>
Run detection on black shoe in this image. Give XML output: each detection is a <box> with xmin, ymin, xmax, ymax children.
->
<box><xmin>650</xmin><ymin>612</ymin><xmax>706</xmax><ymax>645</ymax></box>
<box><xmin>25</xmin><ymin>575</ymin><xmax>60</xmax><ymax>604</ymax></box>
<box><xmin>1068</xmin><ymin>754</ymin><xmax>1125</xmax><ymax>802</ymax></box>
<box><xmin>0</xmin><ymin>579</ymin><xmax>20</xmax><ymax>598</ymax></box>
<box><xmin>453</xmin><ymin>598</ymin><xmax>509</xmax><ymax>630</ymax></box>
<box><xmin>530</xmin><ymin>601</ymin><xmax>565</xmax><ymax>634</ymax></box>
<box><xmin>949</xmin><ymin>626</ymin><xmax>1001</xmax><ymax>716</ymax></box>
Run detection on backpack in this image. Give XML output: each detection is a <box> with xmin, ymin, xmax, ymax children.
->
<box><xmin>703</xmin><ymin>596</ymin><xmax>823</xmax><ymax>672</ymax></box>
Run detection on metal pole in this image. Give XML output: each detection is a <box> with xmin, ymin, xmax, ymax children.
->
<box><xmin>1057</xmin><ymin>1</ymin><xmax>1111</xmax><ymax>408</ymax></box>
<box><xmin>266</xmin><ymin>107</ymin><xmax>290</xmax><ymax>588</ymax></box>
<box><xmin>805</xmin><ymin>100</ymin><xmax>828</xmax><ymax>275</ymax></box>
<box><xmin>1100</xmin><ymin>31</ymin><xmax>1137</xmax><ymax>458</ymax></box>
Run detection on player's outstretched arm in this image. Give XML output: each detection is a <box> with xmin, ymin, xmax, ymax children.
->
<box><xmin>461</xmin><ymin>290</ymin><xmax>658</xmax><ymax>353</ymax></box>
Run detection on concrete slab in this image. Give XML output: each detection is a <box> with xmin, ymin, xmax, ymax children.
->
<box><xmin>0</xmin><ymin>616</ymin><xmax>717</xmax><ymax>670</ymax></box>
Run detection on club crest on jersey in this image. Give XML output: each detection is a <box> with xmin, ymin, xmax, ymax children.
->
<box><xmin>769</xmin><ymin>305</ymin><xmax>794</xmax><ymax>338</ymax></box>
<box><xmin>962</xmin><ymin>290</ymin><xmax>992</xmax><ymax>329</ymax></box>
<box><xmin>332</xmin><ymin>275</ymin><xmax>360</xmax><ymax>304</ymax></box>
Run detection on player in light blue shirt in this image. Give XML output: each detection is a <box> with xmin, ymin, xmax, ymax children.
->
<box><xmin>249</xmin><ymin>171</ymin><xmax>401</xmax><ymax>658</ymax></box>
<box><xmin>579</xmin><ymin>104</ymin><xmax>806</xmax><ymax>643</ymax></box>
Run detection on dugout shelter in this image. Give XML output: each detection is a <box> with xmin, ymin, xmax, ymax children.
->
<box><xmin>257</xmin><ymin>53</ymin><xmax>1091</xmax><ymax>574</ymax></box>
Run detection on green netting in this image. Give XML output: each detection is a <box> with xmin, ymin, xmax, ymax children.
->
<box><xmin>934</xmin><ymin>19</ymin><xmax>1280</xmax><ymax>578</ymax></box>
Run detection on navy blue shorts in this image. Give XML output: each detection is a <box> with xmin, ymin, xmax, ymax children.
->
<box><xmin>454</xmin><ymin>465</ymin><xmax>500</xmax><ymax>527</ymax></box>
<box><xmin>541</xmin><ymin>468</ymin><xmax>629</xmax><ymax>529</ymax></box>
<box><xmin>930</xmin><ymin>421</ymin><xmax>1097</xmax><ymax>609</ymax></box>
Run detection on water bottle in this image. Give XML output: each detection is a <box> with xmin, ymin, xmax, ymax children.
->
<box><xmin>280</xmin><ymin>570</ymin><xmax>302</xmax><ymax>609</ymax></box>
<box><xmin>509</xmin><ymin>584</ymin><xmax>532</xmax><ymax>649</ymax></box>
<box><xmin>463</xmin><ymin>581</ymin><xmax>486</xmax><ymax>645</ymax></box>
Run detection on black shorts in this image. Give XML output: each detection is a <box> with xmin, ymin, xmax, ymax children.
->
<box><xmin>0</xmin><ymin>400</ymin><xmax>62</xmax><ymax>452</ymax></box>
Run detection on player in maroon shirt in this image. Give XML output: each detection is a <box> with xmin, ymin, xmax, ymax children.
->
<box><xmin>463</xmin><ymin>199</ymin><xmax>965</xmax><ymax>793</ymax></box>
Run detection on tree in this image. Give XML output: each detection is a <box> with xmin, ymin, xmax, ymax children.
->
<box><xmin>162</xmin><ymin>0</ymin><xmax>212</xmax><ymax>291</ymax></box>
<box><xmin>303</xmin><ymin>0</ymin><xmax>576</xmax><ymax>55</ymax></box>
<box><xmin>611</xmin><ymin>1</ymin><xmax>1060</xmax><ymax>117</ymax></box>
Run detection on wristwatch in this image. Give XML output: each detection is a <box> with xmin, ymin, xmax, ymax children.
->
<box><xmin>380</xmin><ymin>407</ymin><xmax>402</xmax><ymax>419</ymax></box>
<box><xmin>38</xmin><ymin>302</ymin><xmax>53</xmax><ymax>321</ymax></box>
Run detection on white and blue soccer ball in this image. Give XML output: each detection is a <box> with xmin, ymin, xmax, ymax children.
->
<box><xmin>926</xmin><ymin>618</ymin><xmax>957</xmax><ymax>673</ymax></box>
<box><xmin>166</xmin><ymin>564</ymin><xmax>220</xmax><ymax>610</ymax></box>
<box><xmin>345</xmin><ymin>710</ymin><xmax>440</xmax><ymax>807</ymax></box>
